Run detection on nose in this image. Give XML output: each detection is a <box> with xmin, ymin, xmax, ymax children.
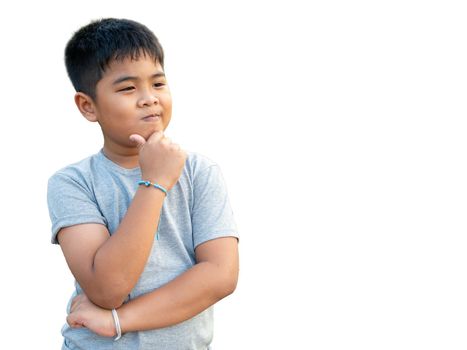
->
<box><xmin>137</xmin><ymin>92</ymin><xmax>159</xmax><ymax>107</ymax></box>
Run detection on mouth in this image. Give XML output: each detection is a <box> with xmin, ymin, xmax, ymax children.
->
<box><xmin>142</xmin><ymin>114</ymin><xmax>161</xmax><ymax>122</ymax></box>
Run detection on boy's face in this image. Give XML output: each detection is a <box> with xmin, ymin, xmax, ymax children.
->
<box><xmin>87</xmin><ymin>55</ymin><xmax>172</xmax><ymax>148</ymax></box>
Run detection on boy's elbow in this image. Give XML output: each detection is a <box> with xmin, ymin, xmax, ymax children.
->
<box><xmin>92</xmin><ymin>294</ymin><xmax>125</xmax><ymax>310</ymax></box>
<box><xmin>86</xmin><ymin>283</ymin><xmax>128</xmax><ymax>309</ymax></box>
<box><xmin>223</xmin><ymin>278</ymin><xmax>238</xmax><ymax>297</ymax></box>
<box><xmin>217</xmin><ymin>266</ymin><xmax>239</xmax><ymax>299</ymax></box>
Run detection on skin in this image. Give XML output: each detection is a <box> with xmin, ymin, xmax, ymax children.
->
<box><xmin>76</xmin><ymin>53</ymin><xmax>172</xmax><ymax>170</ymax></box>
<box><xmin>68</xmin><ymin>237</ymin><xmax>239</xmax><ymax>336</ymax></box>
<box><xmin>60</xmin><ymin>54</ymin><xmax>239</xmax><ymax>335</ymax></box>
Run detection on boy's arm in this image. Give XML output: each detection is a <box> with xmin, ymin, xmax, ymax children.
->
<box><xmin>57</xmin><ymin>131</ymin><xmax>187</xmax><ymax>310</ymax></box>
<box><xmin>58</xmin><ymin>187</ymin><xmax>166</xmax><ymax>310</ymax></box>
<box><xmin>67</xmin><ymin>236</ymin><xmax>239</xmax><ymax>334</ymax></box>
<box><xmin>120</xmin><ymin>236</ymin><xmax>239</xmax><ymax>331</ymax></box>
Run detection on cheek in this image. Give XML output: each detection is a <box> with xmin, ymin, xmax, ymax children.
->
<box><xmin>102</xmin><ymin>98</ymin><xmax>135</xmax><ymax>122</ymax></box>
<box><xmin>110</xmin><ymin>97</ymin><xmax>133</xmax><ymax>112</ymax></box>
<box><xmin>161</xmin><ymin>96</ymin><xmax>172</xmax><ymax>113</ymax></box>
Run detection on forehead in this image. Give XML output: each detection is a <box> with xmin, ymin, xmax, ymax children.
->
<box><xmin>102</xmin><ymin>55</ymin><xmax>164</xmax><ymax>80</ymax></box>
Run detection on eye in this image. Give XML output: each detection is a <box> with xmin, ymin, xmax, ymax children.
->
<box><xmin>118</xmin><ymin>86</ymin><xmax>135</xmax><ymax>92</ymax></box>
<box><xmin>153</xmin><ymin>82</ymin><xmax>165</xmax><ymax>88</ymax></box>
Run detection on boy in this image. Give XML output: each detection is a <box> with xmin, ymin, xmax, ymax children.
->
<box><xmin>47</xmin><ymin>18</ymin><xmax>239</xmax><ymax>350</ymax></box>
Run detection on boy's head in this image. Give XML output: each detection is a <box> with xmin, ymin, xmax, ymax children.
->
<box><xmin>65</xmin><ymin>18</ymin><xmax>172</xmax><ymax>148</ymax></box>
<box><xmin>65</xmin><ymin>18</ymin><xmax>164</xmax><ymax>100</ymax></box>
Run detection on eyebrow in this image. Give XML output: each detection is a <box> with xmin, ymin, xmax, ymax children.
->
<box><xmin>112</xmin><ymin>72</ymin><xmax>166</xmax><ymax>85</ymax></box>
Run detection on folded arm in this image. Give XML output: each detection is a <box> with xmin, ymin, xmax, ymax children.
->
<box><xmin>67</xmin><ymin>236</ymin><xmax>239</xmax><ymax>334</ymax></box>
<box><xmin>58</xmin><ymin>187</ymin><xmax>166</xmax><ymax>309</ymax></box>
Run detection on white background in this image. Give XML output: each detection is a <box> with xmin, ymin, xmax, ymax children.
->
<box><xmin>0</xmin><ymin>0</ymin><xmax>466</xmax><ymax>349</ymax></box>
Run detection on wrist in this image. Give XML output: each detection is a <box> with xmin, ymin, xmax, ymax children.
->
<box><xmin>116</xmin><ymin>305</ymin><xmax>129</xmax><ymax>334</ymax></box>
<box><xmin>111</xmin><ymin>309</ymin><xmax>122</xmax><ymax>340</ymax></box>
<box><xmin>137</xmin><ymin>179</ymin><xmax>169</xmax><ymax>195</ymax></box>
<box><xmin>140</xmin><ymin>174</ymin><xmax>171</xmax><ymax>189</ymax></box>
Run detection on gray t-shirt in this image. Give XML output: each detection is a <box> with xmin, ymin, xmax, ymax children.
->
<box><xmin>47</xmin><ymin>149</ymin><xmax>239</xmax><ymax>350</ymax></box>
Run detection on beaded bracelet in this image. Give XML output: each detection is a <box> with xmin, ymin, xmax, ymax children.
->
<box><xmin>137</xmin><ymin>180</ymin><xmax>168</xmax><ymax>196</ymax></box>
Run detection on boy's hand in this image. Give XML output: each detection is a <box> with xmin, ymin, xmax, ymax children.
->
<box><xmin>129</xmin><ymin>131</ymin><xmax>187</xmax><ymax>191</ymax></box>
<box><xmin>67</xmin><ymin>294</ymin><xmax>116</xmax><ymax>338</ymax></box>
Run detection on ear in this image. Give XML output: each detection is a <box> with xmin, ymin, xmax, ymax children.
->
<box><xmin>74</xmin><ymin>92</ymin><xmax>99</xmax><ymax>122</ymax></box>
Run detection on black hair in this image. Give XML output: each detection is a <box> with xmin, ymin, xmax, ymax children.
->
<box><xmin>65</xmin><ymin>18</ymin><xmax>164</xmax><ymax>100</ymax></box>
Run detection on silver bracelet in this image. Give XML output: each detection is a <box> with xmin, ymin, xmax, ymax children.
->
<box><xmin>111</xmin><ymin>309</ymin><xmax>122</xmax><ymax>341</ymax></box>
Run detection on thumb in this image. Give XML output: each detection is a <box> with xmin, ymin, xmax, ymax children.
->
<box><xmin>129</xmin><ymin>134</ymin><xmax>146</xmax><ymax>149</ymax></box>
<box><xmin>147</xmin><ymin>130</ymin><xmax>165</xmax><ymax>142</ymax></box>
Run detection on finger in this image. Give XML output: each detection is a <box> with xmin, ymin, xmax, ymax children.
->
<box><xmin>147</xmin><ymin>130</ymin><xmax>165</xmax><ymax>143</ymax></box>
<box><xmin>70</xmin><ymin>295</ymin><xmax>81</xmax><ymax>312</ymax></box>
<box><xmin>67</xmin><ymin>314</ymin><xmax>81</xmax><ymax>328</ymax></box>
<box><xmin>129</xmin><ymin>134</ymin><xmax>146</xmax><ymax>149</ymax></box>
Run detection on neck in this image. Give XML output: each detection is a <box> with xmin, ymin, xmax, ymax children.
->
<box><xmin>102</xmin><ymin>138</ymin><xmax>140</xmax><ymax>169</ymax></box>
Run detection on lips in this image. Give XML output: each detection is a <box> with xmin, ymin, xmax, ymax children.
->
<box><xmin>142</xmin><ymin>114</ymin><xmax>161</xmax><ymax>122</ymax></box>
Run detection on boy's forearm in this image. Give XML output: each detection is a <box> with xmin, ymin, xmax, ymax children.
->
<box><xmin>117</xmin><ymin>261</ymin><xmax>238</xmax><ymax>332</ymax></box>
<box><xmin>91</xmin><ymin>187</ymin><xmax>166</xmax><ymax>308</ymax></box>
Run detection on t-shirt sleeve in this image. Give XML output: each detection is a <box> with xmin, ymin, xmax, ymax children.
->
<box><xmin>47</xmin><ymin>172</ymin><xmax>107</xmax><ymax>244</ymax></box>
<box><xmin>191</xmin><ymin>164</ymin><xmax>239</xmax><ymax>248</ymax></box>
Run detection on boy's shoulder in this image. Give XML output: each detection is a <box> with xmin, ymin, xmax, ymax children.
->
<box><xmin>185</xmin><ymin>150</ymin><xmax>219</xmax><ymax>176</ymax></box>
<box><xmin>48</xmin><ymin>151</ymin><xmax>101</xmax><ymax>182</ymax></box>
